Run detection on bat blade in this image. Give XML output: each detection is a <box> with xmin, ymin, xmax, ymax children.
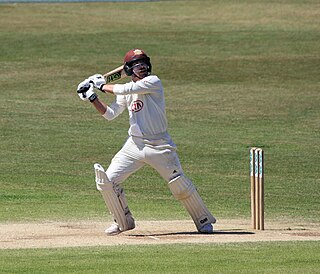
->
<box><xmin>103</xmin><ymin>65</ymin><xmax>127</xmax><ymax>83</ymax></box>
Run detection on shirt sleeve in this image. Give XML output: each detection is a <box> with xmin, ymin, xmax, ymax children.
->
<box><xmin>113</xmin><ymin>75</ymin><xmax>161</xmax><ymax>96</ymax></box>
<box><xmin>102</xmin><ymin>95</ymin><xmax>126</xmax><ymax>121</ymax></box>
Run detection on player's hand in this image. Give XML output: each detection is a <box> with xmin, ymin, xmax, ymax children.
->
<box><xmin>77</xmin><ymin>81</ymin><xmax>98</xmax><ymax>102</ymax></box>
<box><xmin>77</xmin><ymin>79</ymin><xmax>91</xmax><ymax>93</ymax></box>
<box><xmin>89</xmin><ymin>74</ymin><xmax>106</xmax><ymax>91</ymax></box>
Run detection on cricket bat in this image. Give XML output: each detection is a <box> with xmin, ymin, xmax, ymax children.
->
<box><xmin>103</xmin><ymin>65</ymin><xmax>127</xmax><ymax>83</ymax></box>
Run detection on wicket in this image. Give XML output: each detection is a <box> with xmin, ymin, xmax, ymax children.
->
<box><xmin>250</xmin><ymin>147</ymin><xmax>264</xmax><ymax>230</ymax></box>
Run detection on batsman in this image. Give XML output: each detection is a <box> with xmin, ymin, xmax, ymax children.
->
<box><xmin>77</xmin><ymin>49</ymin><xmax>216</xmax><ymax>235</ymax></box>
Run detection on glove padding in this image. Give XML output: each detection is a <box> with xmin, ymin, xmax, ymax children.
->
<box><xmin>77</xmin><ymin>80</ymin><xmax>98</xmax><ymax>102</ymax></box>
<box><xmin>77</xmin><ymin>79</ymin><xmax>90</xmax><ymax>93</ymax></box>
<box><xmin>89</xmin><ymin>74</ymin><xmax>106</xmax><ymax>91</ymax></box>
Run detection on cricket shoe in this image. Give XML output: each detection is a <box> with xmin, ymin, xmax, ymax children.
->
<box><xmin>198</xmin><ymin>223</ymin><xmax>214</xmax><ymax>234</ymax></box>
<box><xmin>105</xmin><ymin>219</ymin><xmax>135</xmax><ymax>236</ymax></box>
<box><xmin>105</xmin><ymin>223</ymin><xmax>121</xmax><ymax>236</ymax></box>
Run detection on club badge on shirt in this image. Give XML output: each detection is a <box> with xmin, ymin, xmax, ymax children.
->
<box><xmin>130</xmin><ymin>100</ymin><xmax>144</xmax><ymax>113</ymax></box>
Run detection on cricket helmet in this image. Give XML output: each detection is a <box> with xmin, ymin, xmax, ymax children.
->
<box><xmin>123</xmin><ymin>48</ymin><xmax>152</xmax><ymax>76</ymax></box>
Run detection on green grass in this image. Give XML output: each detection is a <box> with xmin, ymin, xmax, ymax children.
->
<box><xmin>1</xmin><ymin>242</ymin><xmax>319</xmax><ymax>273</ymax></box>
<box><xmin>0</xmin><ymin>0</ymin><xmax>319</xmax><ymax>272</ymax></box>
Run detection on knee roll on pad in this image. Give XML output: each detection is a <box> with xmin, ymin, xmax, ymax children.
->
<box><xmin>94</xmin><ymin>163</ymin><xmax>135</xmax><ymax>232</ymax></box>
<box><xmin>168</xmin><ymin>175</ymin><xmax>216</xmax><ymax>230</ymax></box>
<box><xmin>95</xmin><ymin>163</ymin><xmax>112</xmax><ymax>192</ymax></box>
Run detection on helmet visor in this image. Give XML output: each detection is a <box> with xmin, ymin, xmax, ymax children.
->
<box><xmin>132</xmin><ymin>62</ymin><xmax>148</xmax><ymax>74</ymax></box>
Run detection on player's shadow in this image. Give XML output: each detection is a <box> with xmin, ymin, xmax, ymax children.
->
<box><xmin>129</xmin><ymin>230</ymin><xmax>255</xmax><ymax>237</ymax></box>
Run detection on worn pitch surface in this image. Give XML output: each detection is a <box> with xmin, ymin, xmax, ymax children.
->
<box><xmin>1</xmin><ymin>219</ymin><xmax>319</xmax><ymax>249</ymax></box>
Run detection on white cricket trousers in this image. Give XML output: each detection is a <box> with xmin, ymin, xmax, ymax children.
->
<box><xmin>105</xmin><ymin>134</ymin><xmax>184</xmax><ymax>185</ymax></box>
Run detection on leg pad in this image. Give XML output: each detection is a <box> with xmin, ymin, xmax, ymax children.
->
<box><xmin>94</xmin><ymin>163</ymin><xmax>135</xmax><ymax>232</ymax></box>
<box><xmin>168</xmin><ymin>175</ymin><xmax>216</xmax><ymax>231</ymax></box>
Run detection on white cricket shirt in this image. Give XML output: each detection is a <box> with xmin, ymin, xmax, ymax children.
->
<box><xmin>103</xmin><ymin>75</ymin><xmax>168</xmax><ymax>138</ymax></box>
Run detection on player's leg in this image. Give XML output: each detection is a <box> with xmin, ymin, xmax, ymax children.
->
<box><xmin>95</xmin><ymin>137</ymin><xmax>145</xmax><ymax>235</ymax></box>
<box><xmin>95</xmin><ymin>163</ymin><xmax>136</xmax><ymax>235</ymax></box>
<box><xmin>145</xmin><ymin>143</ymin><xmax>216</xmax><ymax>233</ymax></box>
<box><xmin>168</xmin><ymin>174</ymin><xmax>216</xmax><ymax>233</ymax></box>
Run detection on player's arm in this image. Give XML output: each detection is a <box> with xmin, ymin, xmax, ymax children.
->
<box><xmin>111</xmin><ymin>76</ymin><xmax>161</xmax><ymax>96</ymax></box>
<box><xmin>90</xmin><ymin>95</ymin><xmax>126</xmax><ymax>120</ymax></box>
<box><xmin>77</xmin><ymin>78</ymin><xmax>125</xmax><ymax>119</ymax></box>
<box><xmin>100</xmin><ymin>84</ymin><xmax>115</xmax><ymax>94</ymax></box>
<box><xmin>91</xmin><ymin>98</ymin><xmax>107</xmax><ymax>115</ymax></box>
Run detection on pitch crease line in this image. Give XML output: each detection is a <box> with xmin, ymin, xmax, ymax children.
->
<box><xmin>148</xmin><ymin>236</ymin><xmax>160</xmax><ymax>240</ymax></box>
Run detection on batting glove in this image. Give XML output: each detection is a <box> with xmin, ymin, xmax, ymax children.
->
<box><xmin>77</xmin><ymin>79</ymin><xmax>90</xmax><ymax>93</ymax></box>
<box><xmin>89</xmin><ymin>74</ymin><xmax>106</xmax><ymax>91</ymax></box>
<box><xmin>77</xmin><ymin>80</ymin><xmax>98</xmax><ymax>102</ymax></box>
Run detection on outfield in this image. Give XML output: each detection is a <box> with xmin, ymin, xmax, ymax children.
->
<box><xmin>0</xmin><ymin>0</ymin><xmax>319</xmax><ymax>272</ymax></box>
